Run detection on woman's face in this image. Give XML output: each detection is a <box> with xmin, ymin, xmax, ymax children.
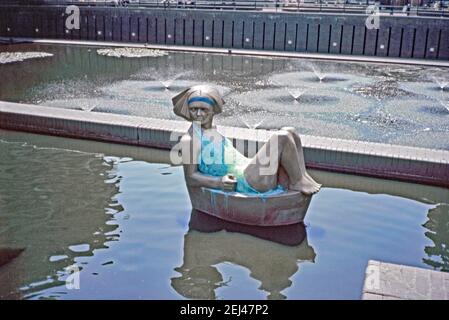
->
<box><xmin>188</xmin><ymin>102</ymin><xmax>215</xmax><ymax>127</ymax></box>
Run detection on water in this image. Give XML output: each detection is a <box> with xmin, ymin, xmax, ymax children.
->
<box><xmin>0</xmin><ymin>43</ymin><xmax>448</xmax><ymax>149</ymax></box>
<box><xmin>0</xmin><ymin>130</ymin><xmax>448</xmax><ymax>300</ymax></box>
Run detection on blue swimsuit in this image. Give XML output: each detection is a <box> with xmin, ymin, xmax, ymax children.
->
<box><xmin>193</xmin><ymin>125</ymin><xmax>284</xmax><ymax>195</ymax></box>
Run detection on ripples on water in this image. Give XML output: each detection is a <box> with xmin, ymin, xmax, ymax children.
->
<box><xmin>0</xmin><ymin>131</ymin><xmax>448</xmax><ymax>299</ymax></box>
<box><xmin>0</xmin><ymin>137</ymin><xmax>122</xmax><ymax>299</ymax></box>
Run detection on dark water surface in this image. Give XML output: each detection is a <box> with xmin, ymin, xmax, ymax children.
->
<box><xmin>0</xmin><ymin>130</ymin><xmax>448</xmax><ymax>299</ymax></box>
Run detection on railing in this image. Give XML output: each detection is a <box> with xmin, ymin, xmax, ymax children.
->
<box><xmin>284</xmin><ymin>2</ymin><xmax>448</xmax><ymax>17</ymax></box>
<box><xmin>1</xmin><ymin>0</ymin><xmax>448</xmax><ymax>17</ymax></box>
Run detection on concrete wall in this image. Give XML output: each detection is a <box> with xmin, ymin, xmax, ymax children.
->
<box><xmin>1</xmin><ymin>101</ymin><xmax>449</xmax><ymax>188</ymax></box>
<box><xmin>0</xmin><ymin>6</ymin><xmax>448</xmax><ymax>60</ymax></box>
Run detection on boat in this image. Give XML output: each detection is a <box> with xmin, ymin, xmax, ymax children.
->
<box><xmin>186</xmin><ymin>185</ymin><xmax>312</xmax><ymax>227</ymax></box>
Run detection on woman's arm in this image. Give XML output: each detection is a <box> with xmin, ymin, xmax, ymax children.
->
<box><xmin>183</xmin><ymin>163</ymin><xmax>222</xmax><ymax>189</ymax></box>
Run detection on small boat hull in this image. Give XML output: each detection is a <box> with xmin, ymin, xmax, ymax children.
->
<box><xmin>187</xmin><ymin>186</ymin><xmax>311</xmax><ymax>227</ymax></box>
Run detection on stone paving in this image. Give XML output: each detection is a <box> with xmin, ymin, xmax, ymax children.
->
<box><xmin>363</xmin><ymin>260</ymin><xmax>449</xmax><ymax>300</ymax></box>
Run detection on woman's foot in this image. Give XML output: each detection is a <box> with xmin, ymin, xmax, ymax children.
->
<box><xmin>304</xmin><ymin>171</ymin><xmax>319</xmax><ymax>185</ymax></box>
<box><xmin>289</xmin><ymin>176</ymin><xmax>321</xmax><ymax>195</ymax></box>
<box><xmin>280</xmin><ymin>127</ymin><xmax>321</xmax><ymax>195</ymax></box>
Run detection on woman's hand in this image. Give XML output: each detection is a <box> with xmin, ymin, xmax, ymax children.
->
<box><xmin>221</xmin><ymin>174</ymin><xmax>237</xmax><ymax>192</ymax></box>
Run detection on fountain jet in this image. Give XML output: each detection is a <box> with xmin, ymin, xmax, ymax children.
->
<box><xmin>310</xmin><ymin>65</ymin><xmax>327</xmax><ymax>82</ymax></box>
<box><xmin>287</xmin><ymin>88</ymin><xmax>306</xmax><ymax>101</ymax></box>
<box><xmin>158</xmin><ymin>72</ymin><xmax>189</xmax><ymax>90</ymax></box>
<box><xmin>431</xmin><ymin>76</ymin><xmax>448</xmax><ymax>90</ymax></box>
<box><xmin>239</xmin><ymin>117</ymin><xmax>266</xmax><ymax>130</ymax></box>
<box><xmin>79</xmin><ymin>104</ymin><xmax>96</xmax><ymax>112</ymax></box>
<box><xmin>233</xmin><ymin>101</ymin><xmax>267</xmax><ymax>130</ymax></box>
<box><xmin>438</xmin><ymin>100</ymin><xmax>449</xmax><ymax>113</ymax></box>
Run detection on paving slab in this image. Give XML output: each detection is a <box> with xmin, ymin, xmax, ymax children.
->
<box><xmin>363</xmin><ymin>260</ymin><xmax>449</xmax><ymax>300</ymax></box>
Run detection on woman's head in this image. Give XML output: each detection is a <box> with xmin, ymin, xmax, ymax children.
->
<box><xmin>187</xmin><ymin>91</ymin><xmax>216</xmax><ymax>126</ymax></box>
<box><xmin>172</xmin><ymin>85</ymin><xmax>224</xmax><ymax>127</ymax></box>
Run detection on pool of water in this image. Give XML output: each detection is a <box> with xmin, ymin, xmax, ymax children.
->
<box><xmin>1</xmin><ymin>129</ymin><xmax>448</xmax><ymax>300</ymax></box>
<box><xmin>0</xmin><ymin>43</ymin><xmax>448</xmax><ymax>150</ymax></box>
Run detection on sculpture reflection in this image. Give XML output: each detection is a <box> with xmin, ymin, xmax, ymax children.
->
<box><xmin>171</xmin><ymin>209</ymin><xmax>316</xmax><ymax>300</ymax></box>
<box><xmin>423</xmin><ymin>203</ymin><xmax>449</xmax><ymax>272</ymax></box>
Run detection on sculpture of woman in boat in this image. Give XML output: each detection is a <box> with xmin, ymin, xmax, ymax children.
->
<box><xmin>172</xmin><ymin>84</ymin><xmax>321</xmax><ymax>196</ymax></box>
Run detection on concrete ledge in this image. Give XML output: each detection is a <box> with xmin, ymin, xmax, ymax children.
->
<box><xmin>363</xmin><ymin>260</ymin><xmax>449</xmax><ymax>300</ymax></box>
<box><xmin>1</xmin><ymin>101</ymin><xmax>448</xmax><ymax>188</ymax></box>
<box><xmin>0</xmin><ymin>101</ymin><xmax>187</xmax><ymax>149</ymax></box>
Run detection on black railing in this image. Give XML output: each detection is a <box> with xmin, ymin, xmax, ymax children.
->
<box><xmin>1</xmin><ymin>1</ymin><xmax>448</xmax><ymax>17</ymax></box>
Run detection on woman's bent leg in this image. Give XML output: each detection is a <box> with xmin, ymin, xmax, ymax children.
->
<box><xmin>244</xmin><ymin>129</ymin><xmax>321</xmax><ymax>195</ymax></box>
<box><xmin>244</xmin><ymin>130</ymin><xmax>302</xmax><ymax>193</ymax></box>
<box><xmin>281</xmin><ymin>127</ymin><xmax>321</xmax><ymax>194</ymax></box>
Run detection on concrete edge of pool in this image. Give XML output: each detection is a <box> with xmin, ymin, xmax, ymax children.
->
<box><xmin>362</xmin><ymin>260</ymin><xmax>449</xmax><ymax>300</ymax></box>
<box><xmin>1</xmin><ymin>101</ymin><xmax>448</xmax><ymax>188</ymax></box>
<box><xmin>2</xmin><ymin>37</ymin><xmax>449</xmax><ymax>68</ymax></box>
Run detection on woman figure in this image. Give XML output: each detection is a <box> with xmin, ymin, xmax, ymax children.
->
<box><xmin>172</xmin><ymin>85</ymin><xmax>321</xmax><ymax>196</ymax></box>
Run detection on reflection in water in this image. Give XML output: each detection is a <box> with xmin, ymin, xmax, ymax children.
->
<box><xmin>1</xmin><ymin>130</ymin><xmax>448</xmax><ymax>299</ymax></box>
<box><xmin>423</xmin><ymin>204</ymin><xmax>449</xmax><ymax>272</ymax></box>
<box><xmin>0</xmin><ymin>139</ymin><xmax>123</xmax><ymax>299</ymax></box>
<box><xmin>171</xmin><ymin>210</ymin><xmax>315</xmax><ymax>300</ymax></box>
<box><xmin>312</xmin><ymin>169</ymin><xmax>449</xmax><ymax>276</ymax></box>
<box><xmin>0</xmin><ymin>248</ymin><xmax>25</xmax><ymax>268</ymax></box>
